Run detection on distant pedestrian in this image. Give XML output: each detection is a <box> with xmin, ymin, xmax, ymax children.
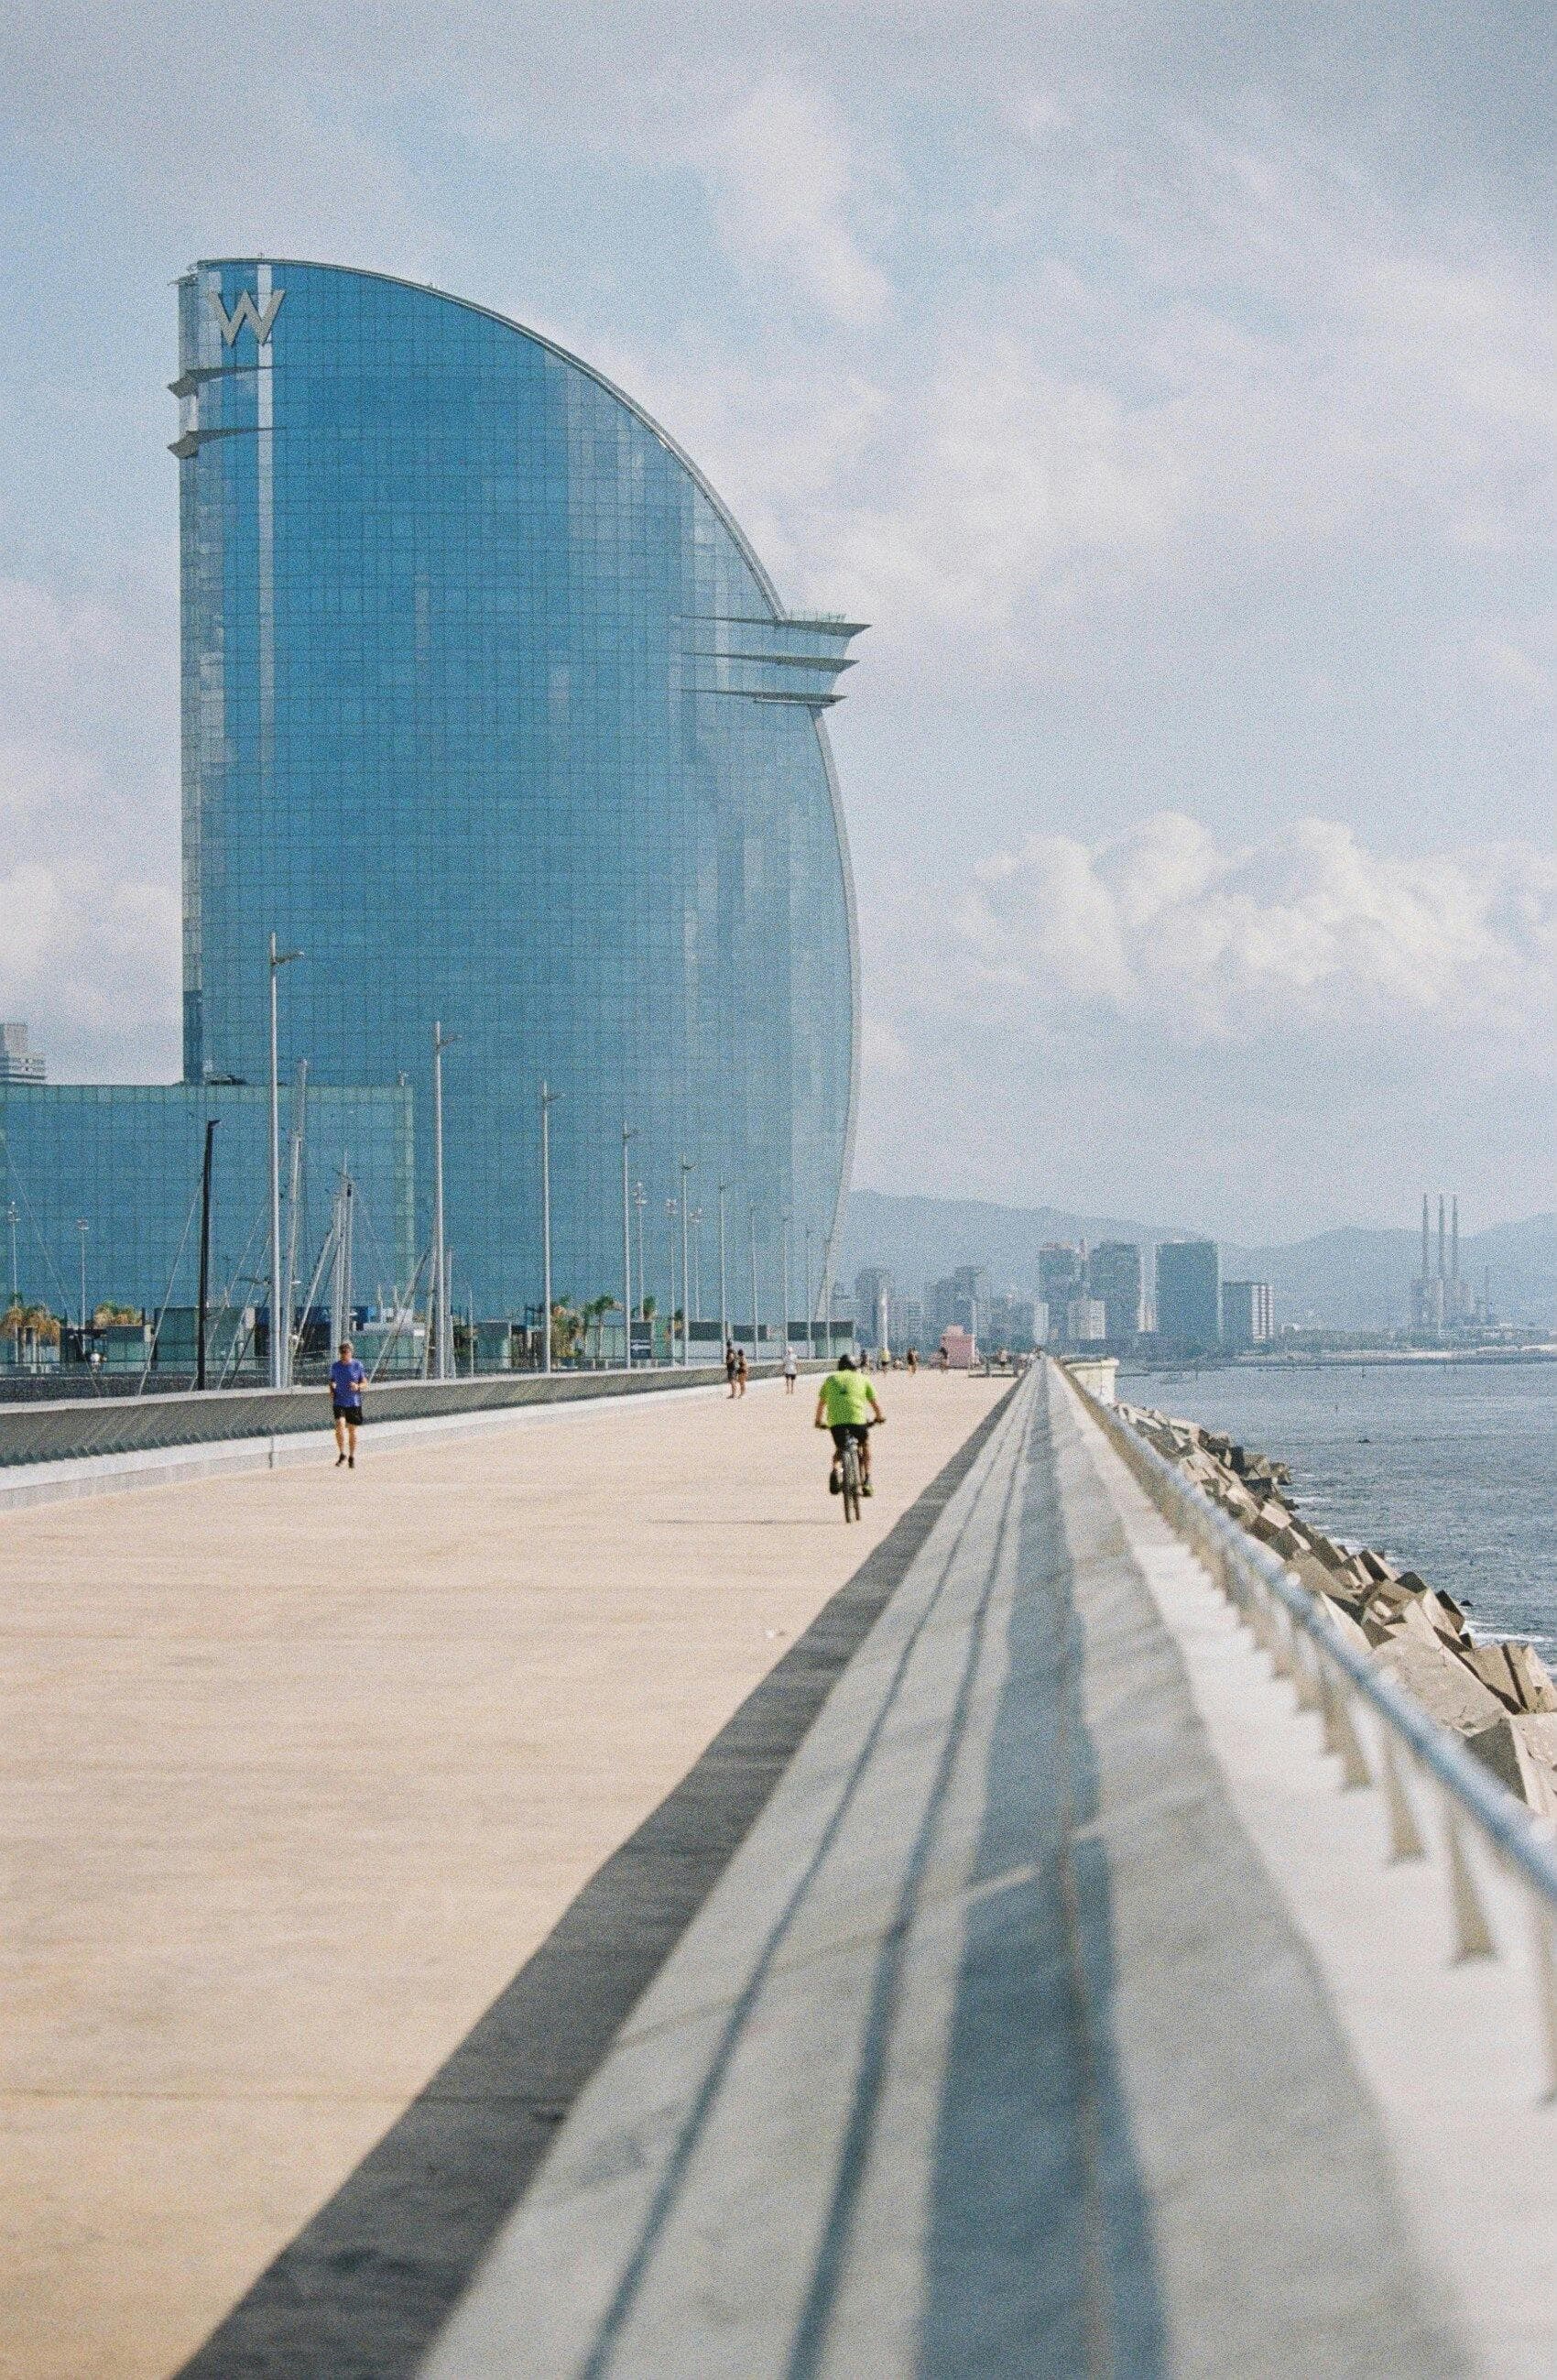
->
<box><xmin>906</xmin><ymin>1346</ymin><xmax>919</xmax><ymax>1377</ymax></box>
<box><xmin>735</xmin><ymin>1347</ymin><xmax>748</xmax><ymax>1397</ymax></box>
<box><xmin>725</xmin><ymin>1339</ymin><xmax>739</xmax><ymax>1397</ymax></box>
<box><xmin>783</xmin><ymin>1346</ymin><xmax>798</xmax><ymax>1394</ymax></box>
<box><xmin>330</xmin><ymin>1339</ymin><xmax>366</xmax><ymax>1468</ymax></box>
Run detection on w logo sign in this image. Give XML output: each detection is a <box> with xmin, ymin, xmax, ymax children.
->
<box><xmin>208</xmin><ymin>288</ymin><xmax>285</xmax><ymax>346</ymax></box>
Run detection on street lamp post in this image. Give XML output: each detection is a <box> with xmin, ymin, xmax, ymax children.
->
<box><xmin>5</xmin><ymin>1202</ymin><xmax>16</xmax><ymax>1306</ymax></box>
<box><xmin>633</xmin><ymin>1182</ymin><xmax>647</xmax><ymax>1352</ymax></box>
<box><xmin>780</xmin><ymin>1212</ymin><xmax>791</xmax><ymax>1361</ymax></box>
<box><xmin>690</xmin><ymin>1208</ymin><xmax>703</xmax><ymax>1324</ymax></box>
<box><xmin>267</xmin><ymin>932</ymin><xmax>303</xmax><ymax>1390</ymax></box>
<box><xmin>432</xmin><ymin>1022</ymin><xmax>458</xmax><ymax>1382</ymax></box>
<box><xmin>803</xmin><ymin>1224</ymin><xmax>813</xmax><ymax>1365</ymax></box>
<box><xmin>665</xmin><ymin>1198</ymin><xmax>679</xmax><ymax>1364</ymax></box>
<box><xmin>748</xmin><ymin>1205</ymin><xmax>759</xmax><ymax>1363</ymax></box>
<box><xmin>539</xmin><ymin>1078</ymin><xmax>557</xmax><ymax>1374</ymax></box>
<box><xmin>76</xmin><ymin>1218</ymin><xmax>88</xmax><ymax>1336</ymax></box>
<box><xmin>718</xmin><ymin>1181</ymin><xmax>729</xmax><ymax>1354</ymax></box>
<box><xmin>621</xmin><ymin>1122</ymin><xmax>637</xmax><ymax>1370</ymax></box>
<box><xmin>680</xmin><ymin>1157</ymin><xmax>693</xmax><ymax>1369</ymax></box>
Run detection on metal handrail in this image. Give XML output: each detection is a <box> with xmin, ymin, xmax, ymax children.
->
<box><xmin>1058</xmin><ymin>1360</ymin><xmax>1557</xmax><ymax>2095</ymax></box>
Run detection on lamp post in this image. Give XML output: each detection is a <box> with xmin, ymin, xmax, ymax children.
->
<box><xmin>267</xmin><ymin>932</ymin><xmax>303</xmax><ymax>1389</ymax></box>
<box><xmin>633</xmin><ymin>1181</ymin><xmax>647</xmax><ymax>1354</ymax></box>
<box><xmin>5</xmin><ymin>1202</ymin><xmax>16</xmax><ymax>1305</ymax></box>
<box><xmin>803</xmin><ymin>1223</ymin><xmax>813</xmax><ymax>1365</ymax></box>
<box><xmin>780</xmin><ymin>1212</ymin><xmax>791</xmax><ymax>1361</ymax></box>
<box><xmin>431</xmin><ymin>1022</ymin><xmax>458</xmax><ymax>1382</ymax></box>
<box><xmin>621</xmin><ymin>1122</ymin><xmax>637</xmax><ymax>1370</ymax></box>
<box><xmin>76</xmin><ymin>1218</ymin><xmax>89</xmax><ymax>1336</ymax></box>
<box><xmin>689</xmin><ymin>1207</ymin><xmax>703</xmax><ymax>1324</ymax></box>
<box><xmin>539</xmin><ymin>1079</ymin><xmax>557</xmax><ymax>1373</ymax></box>
<box><xmin>718</xmin><ymin>1181</ymin><xmax>729</xmax><ymax>1355</ymax></box>
<box><xmin>680</xmin><ymin>1157</ymin><xmax>693</xmax><ymax>1368</ymax></box>
<box><xmin>665</xmin><ymin>1197</ymin><xmax>679</xmax><ymax>1364</ymax></box>
<box><xmin>748</xmin><ymin>1204</ymin><xmax>759</xmax><ymax>1362</ymax></box>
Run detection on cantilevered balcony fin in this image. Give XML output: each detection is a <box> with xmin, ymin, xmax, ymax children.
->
<box><xmin>684</xmin><ymin>612</ymin><xmax>867</xmax><ymax>708</ymax></box>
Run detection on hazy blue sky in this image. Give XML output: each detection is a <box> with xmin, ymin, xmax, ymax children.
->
<box><xmin>3</xmin><ymin>2</ymin><xmax>1554</xmax><ymax>1238</ymax></box>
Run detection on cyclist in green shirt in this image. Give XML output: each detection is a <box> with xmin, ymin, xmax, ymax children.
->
<box><xmin>814</xmin><ymin>1352</ymin><xmax>885</xmax><ymax>1497</ymax></box>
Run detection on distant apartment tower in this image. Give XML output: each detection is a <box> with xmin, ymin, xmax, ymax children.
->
<box><xmin>1156</xmin><ymin>1239</ymin><xmax>1221</xmax><ymax>1348</ymax></box>
<box><xmin>1221</xmin><ymin>1280</ymin><xmax>1274</xmax><ymax>1350</ymax></box>
<box><xmin>1087</xmin><ymin>1241</ymin><xmax>1142</xmax><ymax>1343</ymax></box>
<box><xmin>854</xmin><ymin>1267</ymin><xmax>894</xmax><ymax>1352</ymax></box>
<box><xmin>1067</xmin><ymin>1297</ymin><xmax>1108</xmax><ymax>1345</ymax></box>
<box><xmin>0</xmin><ymin>1023</ymin><xmax>45</xmax><ymax>1084</ymax></box>
<box><xmin>989</xmin><ymin>1292</ymin><xmax>1039</xmax><ymax>1352</ymax></box>
<box><xmin>897</xmin><ymin>1295</ymin><xmax>924</xmax><ymax>1350</ymax></box>
<box><xmin>929</xmin><ymin>1265</ymin><xmax>991</xmax><ymax>1343</ymax></box>
<box><xmin>1039</xmin><ymin>1243</ymin><xmax>1086</xmax><ymax>1345</ymax></box>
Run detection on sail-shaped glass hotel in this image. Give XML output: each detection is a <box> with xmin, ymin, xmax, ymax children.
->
<box><xmin>172</xmin><ymin>258</ymin><xmax>863</xmax><ymax>1324</ymax></box>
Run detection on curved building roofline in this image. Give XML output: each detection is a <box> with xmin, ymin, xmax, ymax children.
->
<box><xmin>182</xmin><ymin>256</ymin><xmax>785</xmax><ymax>615</ymax></box>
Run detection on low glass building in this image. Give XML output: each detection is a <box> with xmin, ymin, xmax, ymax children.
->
<box><xmin>0</xmin><ymin>1082</ymin><xmax>413</xmax><ymax>1333</ymax></box>
<box><xmin>173</xmin><ymin>259</ymin><xmax>863</xmax><ymax>1326</ymax></box>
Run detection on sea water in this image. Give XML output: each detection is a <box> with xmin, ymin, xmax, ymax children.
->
<box><xmin>1120</xmin><ymin>1359</ymin><xmax>1557</xmax><ymax>1665</ymax></box>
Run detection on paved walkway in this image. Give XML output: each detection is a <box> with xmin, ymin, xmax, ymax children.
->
<box><xmin>425</xmin><ymin>1364</ymin><xmax>1481</xmax><ymax>2380</ymax></box>
<box><xmin>0</xmin><ymin>1370</ymin><xmax>1004</xmax><ymax>2380</ymax></box>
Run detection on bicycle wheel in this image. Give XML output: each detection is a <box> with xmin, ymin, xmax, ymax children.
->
<box><xmin>842</xmin><ymin>1437</ymin><xmax>862</xmax><ymax>1523</ymax></box>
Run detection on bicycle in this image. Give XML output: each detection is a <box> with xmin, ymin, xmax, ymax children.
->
<box><xmin>835</xmin><ymin>1423</ymin><xmax>872</xmax><ymax>1523</ymax></box>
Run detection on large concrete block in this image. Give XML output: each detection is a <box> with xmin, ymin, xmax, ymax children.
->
<box><xmin>1460</xmin><ymin>1644</ymin><xmax>1521</xmax><ymax>1710</ymax></box>
<box><xmin>1290</xmin><ymin>1552</ymin><xmax>1366</xmax><ymax>1621</ymax></box>
<box><xmin>1506</xmin><ymin>1643</ymin><xmax>1557</xmax><ymax>1715</ymax></box>
<box><xmin>1464</xmin><ymin>1714</ymin><xmax>1557</xmax><ymax>1828</ymax></box>
<box><xmin>1372</xmin><ymin>1633</ymin><xmax>1507</xmax><ymax>1736</ymax></box>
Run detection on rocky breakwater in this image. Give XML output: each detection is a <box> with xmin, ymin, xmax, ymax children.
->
<box><xmin>1120</xmin><ymin>1401</ymin><xmax>1557</xmax><ymax>1829</ymax></box>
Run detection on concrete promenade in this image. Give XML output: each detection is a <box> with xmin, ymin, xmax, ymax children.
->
<box><xmin>0</xmin><ymin>1370</ymin><xmax>1005</xmax><ymax>2380</ymax></box>
<box><xmin>426</xmin><ymin>1361</ymin><xmax>1554</xmax><ymax>2380</ymax></box>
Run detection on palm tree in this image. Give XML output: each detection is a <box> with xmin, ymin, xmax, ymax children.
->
<box><xmin>584</xmin><ymin>1294</ymin><xmax>617</xmax><ymax>1365</ymax></box>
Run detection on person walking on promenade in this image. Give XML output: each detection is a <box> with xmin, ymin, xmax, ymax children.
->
<box><xmin>906</xmin><ymin>1345</ymin><xmax>919</xmax><ymax>1377</ymax></box>
<box><xmin>814</xmin><ymin>1351</ymin><xmax>884</xmax><ymax>1496</ymax></box>
<box><xmin>330</xmin><ymin>1339</ymin><xmax>366</xmax><ymax>1468</ymax></box>
<box><xmin>735</xmin><ymin>1346</ymin><xmax>748</xmax><ymax>1397</ymax></box>
<box><xmin>782</xmin><ymin>1345</ymin><xmax>799</xmax><ymax>1394</ymax></box>
<box><xmin>725</xmin><ymin>1339</ymin><xmax>739</xmax><ymax>1397</ymax></box>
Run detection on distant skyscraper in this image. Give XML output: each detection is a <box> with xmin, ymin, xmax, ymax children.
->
<box><xmin>0</xmin><ymin>1023</ymin><xmax>45</xmax><ymax>1084</ymax></box>
<box><xmin>1066</xmin><ymin>1297</ymin><xmax>1108</xmax><ymax>1345</ymax></box>
<box><xmin>1039</xmin><ymin>1243</ymin><xmax>1086</xmax><ymax>1345</ymax></box>
<box><xmin>1156</xmin><ymin>1239</ymin><xmax>1220</xmax><ymax>1348</ymax></box>
<box><xmin>1087</xmin><ymin>1241</ymin><xmax>1142</xmax><ymax>1342</ymax></box>
<box><xmin>896</xmin><ymin>1295</ymin><xmax>924</xmax><ymax>1350</ymax></box>
<box><xmin>1221</xmin><ymin>1281</ymin><xmax>1274</xmax><ymax>1349</ymax></box>
<box><xmin>989</xmin><ymin>1292</ymin><xmax>1039</xmax><ymax>1351</ymax></box>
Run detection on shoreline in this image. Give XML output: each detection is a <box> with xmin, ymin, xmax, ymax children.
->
<box><xmin>1117</xmin><ymin>1392</ymin><xmax>1557</xmax><ymax>1829</ymax></box>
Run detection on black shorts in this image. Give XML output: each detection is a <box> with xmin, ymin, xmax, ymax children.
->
<box><xmin>333</xmin><ymin>1403</ymin><xmax>363</xmax><ymax>1424</ymax></box>
<box><xmin>830</xmin><ymin>1422</ymin><xmax>870</xmax><ymax>1450</ymax></box>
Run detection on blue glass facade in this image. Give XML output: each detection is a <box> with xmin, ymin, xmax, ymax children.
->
<box><xmin>174</xmin><ymin>260</ymin><xmax>861</xmax><ymax>1322</ymax></box>
<box><xmin>0</xmin><ymin>1082</ymin><xmax>413</xmax><ymax>1323</ymax></box>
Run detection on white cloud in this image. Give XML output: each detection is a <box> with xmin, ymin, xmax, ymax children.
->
<box><xmin>953</xmin><ymin>812</ymin><xmax>1557</xmax><ymax>1054</ymax></box>
<box><xmin>702</xmin><ymin>76</ymin><xmax>891</xmax><ymax>328</ymax></box>
<box><xmin>0</xmin><ymin>571</ymin><xmax>180</xmax><ymax>1080</ymax></box>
